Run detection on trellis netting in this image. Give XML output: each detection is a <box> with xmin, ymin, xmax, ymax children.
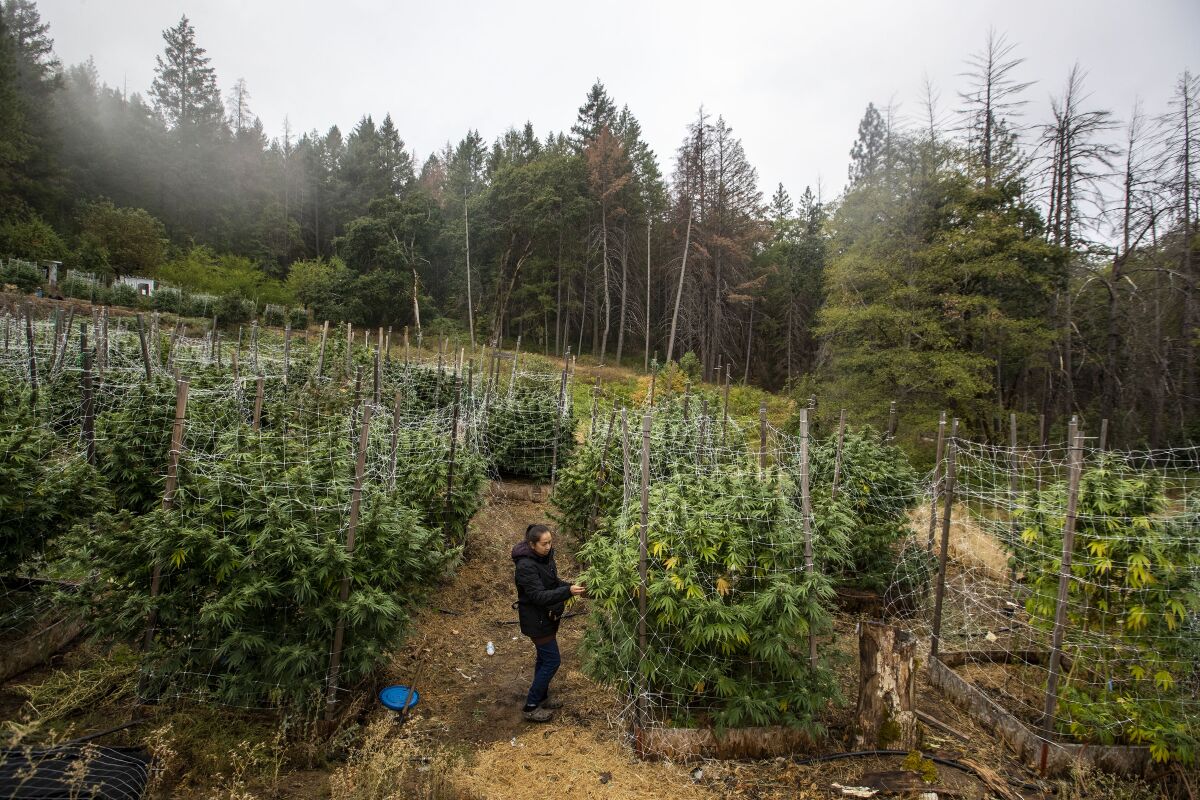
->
<box><xmin>557</xmin><ymin>390</ymin><xmax>927</xmax><ymax>739</ymax></box>
<box><xmin>0</xmin><ymin>308</ymin><xmax>573</xmax><ymax>711</ymax></box>
<box><xmin>932</xmin><ymin>433</ymin><xmax>1200</xmax><ymax>765</ymax></box>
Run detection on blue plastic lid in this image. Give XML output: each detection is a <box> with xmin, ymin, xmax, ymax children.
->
<box><xmin>379</xmin><ymin>685</ymin><xmax>420</xmax><ymax>711</ymax></box>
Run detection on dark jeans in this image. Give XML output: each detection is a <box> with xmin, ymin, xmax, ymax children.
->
<box><xmin>525</xmin><ymin>637</ymin><xmax>561</xmax><ymax>707</ymax></box>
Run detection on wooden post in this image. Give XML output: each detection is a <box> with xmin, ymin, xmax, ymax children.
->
<box><xmin>1098</xmin><ymin>418</ymin><xmax>1108</xmax><ymax>451</ymax></box>
<box><xmin>403</xmin><ymin>325</ymin><xmax>409</xmax><ymax>365</ymax></box>
<box><xmin>345</xmin><ymin>322</ymin><xmax>353</xmax><ymax>377</ymax></box>
<box><xmin>1041</xmin><ymin>420</ymin><xmax>1083</xmax><ymax>740</ymax></box>
<box><xmin>620</xmin><ymin>409</ymin><xmax>631</xmax><ymax>503</ymax></box>
<box><xmin>508</xmin><ymin>335</ymin><xmax>521</xmax><ymax>396</ymax></box>
<box><xmin>215</xmin><ymin>331</ymin><xmax>222</xmax><ymax>370</ymax></box>
<box><xmin>166</xmin><ymin>320</ymin><xmax>181</xmax><ymax>371</ymax></box>
<box><xmin>252</xmin><ymin>376</ymin><xmax>265</xmax><ymax>430</ymax></box>
<box><xmin>1039</xmin><ymin>413</ymin><xmax>1047</xmax><ymax>447</ymax></box>
<box><xmin>637</xmin><ymin>412</ymin><xmax>651</xmax><ymax>727</ymax></box>
<box><xmin>799</xmin><ymin>408</ymin><xmax>817</xmax><ymax>666</ymax></box>
<box><xmin>136</xmin><ymin>313</ymin><xmax>152</xmax><ymax>381</ymax></box>
<box><xmin>283</xmin><ymin>324</ymin><xmax>291</xmax><ymax>385</ymax></box>
<box><xmin>648</xmin><ymin>369</ymin><xmax>657</xmax><ymax>406</ymax></box>
<box><xmin>385</xmin><ymin>326</ymin><xmax>392</xmax><ymax>362</ymax></box>
<box><xmin>326</xmin><ymin>402</ymin><xmax>373</xmax><ymax>715</ymax></box>
<box><xmin>758</xmin><ymin>401</ymin><xmax>768</xmax><ymax>476</ymax></box>
<box><xmin>1008</xmin><ymin>412</ymin><xmax>1021</xmax><ymax>555</ymax></box>
<box><xmin>886</xmin><ymin>400</ymin><xmax>898</xmax><ymax>441</ymax></box>
<box><xmin>854</xmin><ymin>622</ymin><xmax>917</xmax><ymax>749</ymax></box>
<box><xmin>142</xmin><ymin>379</ymin><xmax>189</xmax><ymax>652</ymax></box>
<box><xmin>831</xmin><ymin>408</ymin><xmax>848</xmax><ymax>500</ymax></box>
<box><xmin>591</xmin><ymin>378</ymin><xmax>600</xmax><ymax>437</ymax></box>
<box><xmin>25</xmin><ymin>307</ymin><xmax>38</xmax><ymax>406</ymax></box>
<box><xmin>387</xmin><ymin>390</ymin><xmax>403</xmax><ymax>491</ymax></box>
<box><xmin>317</xmin><ymin>320</ymin><xmax>329</xmax><ymax>378</ymax></box>
<box><xmin>929</xmin><ymin>419</ymin><xmax>958</xmax><ymax>660</ymax></box>
<box><xmin>549</xmin><ymin>358</ymin><xmax>569</xmax><ymax>490</ymax></box>
<box><xmin>443</xmin><ymin>378</ymin><xmax>462</xmax><ymax>542</ymax></box>
<box><xmin>80</xmin><ymin>323</ymin><xmax>95</xmax><ymax>465</ymax></box>
<box><xmin>721</xmin><ymin>365</ymin><xmax>731</xmax><ymax>447</ymax></box>
<box><xmin>373</xmin><ymin>347</ymin><xmax>381</xmax><ymax>405</ymax></box>
<box><xmin>682</xmin><ymin>382</ymin><xmax>691</xmax><ymax>422</ymax></box>
<box><xmin>251</xmin><ymin>320</ymin><xmax>259</xmax><ymax>371</ymax></box>
<box><xmin>696</xmin><ymin>398</ymin><xmax>708</xmax><ymax>465</ymax></box>
<box><xmin>926</xmin><ymin>411</ymin><xmax>947</xmax><ymax>551</ymax></box>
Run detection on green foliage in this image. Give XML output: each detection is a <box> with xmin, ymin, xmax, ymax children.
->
<box><xmin>580</xmin><ymin>467</ymin><xmax>839</xmax><ymax>730</ymax></box>
<box><xmin>75</xmin><ymin>199</ymin><xmax>167</xmax><ymax>278</ymax></box>
<box><xmin>108</xmin><ymin>281</ymin><xmax>139</xmax><ymax>307</ymax></box>
<box><xmin>1011</xmin><ymin>457</ymin><xmax>1200</xmax><ymax>763</ymax></box>
<box><xmin>158</xmin><ymin>246</ymin><xmax>291</xmax><ymax>307</ymax></box>
<box><xmin>678</xmin><ymin>351</ymin><xmax>701</xmax><ymax>382</ymax></box>
<box><xmin>0</xmin><ymin>257</ymin><xmax>41</xmax><ymax>291</ymax></box>
<box><xmin>0</xmin><ymin>374</ymin><xmax>107</xmax><ymax>573</ymax></box>
<box><xmin>215</xmin><ymin>290</ymin><xmax>254</xmax><ymax>325</ymax></box>
<box><xmin>0</xmin><ymin>214</ymin><xmax>66</xmax><ymax>262</ymax></box>
<box><xmin>805</xmin><ymin>426</ymin><xmax>920</xmax><ymax>592</ymax></box>
<box><xmin>385</xmin><ymin>421</ymin><xmax>485</xmax><ymax>544</ymax></box>
<box><xmin>95</xmin><ymin>379</ymin><xmax>175</xmax><ymax>514</ymax></box>
<box><xmin>550</xmin><ymin>434</ymin><xmax>623</xmax><ymax>538</ymax></box>
<box><xmin>64</xmin><ymin>425</ymin><xmax>457</xmax><ymax>708</ymax></box>
<box><xmin>483</xmin><ymin>380</ymin><xmax>575</xmax><ymax>480</ymax></box>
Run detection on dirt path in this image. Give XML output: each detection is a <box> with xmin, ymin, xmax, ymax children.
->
<box><xmin>377</xmin><ymin>486</ymin><xmax>717</xmax><ymax>800</ymax></box>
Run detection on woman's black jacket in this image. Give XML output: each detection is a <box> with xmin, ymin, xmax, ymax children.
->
<box><xmin>512</xmin><ymin>541</ymin><xmax>572</xmax><ymax>639</ymax></box>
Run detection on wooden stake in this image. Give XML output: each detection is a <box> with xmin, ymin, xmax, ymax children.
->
<box><xmin>927</xmin><ymin>411</ymin><xmax>947</xmax><ymax>552</ymax></box>
<box><xmin>930</xmin><ymin>418</ymin><xmax>958</xmax><ymax>660</ymax></box>
<box><xmin>283</xmin><ymin>324</ymin><xmax>291</xmax><ymax>385</ymax></box>
<box><xmin>799</xmin><ymin>408</ymin><xmax>816</xmax><ymax>666</ymax></box>
<box><xmin>758</xmin><ymin>401</ymin><xmax>768</xmax><ymax>476</ymax></box>
<box><xmin>252</xmin><ymin>376</ymin><xmax>265</xmax><ymax>430</ymax></box>
<box><xmin>317</xmin><ymin>320</ymin><xmax>329</xmax><ymax>378</ymax></box>
<box><xmin>620</xmin><ymin>409</ymin><xmax>631</xmax><ymax>504</ymax></box>
<box><xmin>80</xmin><ymin>323</ymin><xmax>94</xmax><ymax>465</ymax></box>
<box><xmin>1098</xmin><ymin>418</ymin><xmax>1108</xmax><ymax>451</ymax></box>
<box><xmin>388</xmin><ymin>390</ymin><xmax>402</xmax><ymax>491</ymax></box>
<box><xmin>721</xmin><ymin>365</ymin><xmax>731</xmax><ymax>447</ymax></box>
<box><xmin>549</xmin><ymin>358</ymin><xmax>569</xmax><ymax>489</ymax></box>
<box><xmin>1041</xmin><ymin>419</ymin><xmax>1083</xmax><ymax>738</ymax></box>
<box><xmin>886</xmin><ymin>400</ymin><xmax>898</xmax><ymax>441</ymax></box>
<box><xmin>142</xmin><ymin>379</ymin><xmax>189</xmax><ymax>653</ymax></box>
<box><xmin>637</xmin><ymin>412</ymin><xmax>651</xmax><ymax>727</ymax></box>
<box><xmin>25</xmin><ymin>306</ymin><xmax>38</xmax><ymax>405</ymax></box>
<box><xmin>443</xmin><ymin>378</ymin><xmax>462</xmax><ymax>542</ymax></box>
<box><xmin>326</xmin><ymin>402</ymin><xmax>373</xmax><ymax>715</ymax></box>
<box><xmin>831</xmin><ymin>408</ymin><xmax>848</xmax><ymax>500</ymax></box>
<box><xmin>136</xmin><ymin>313</ymin><xmax>152</xmax><ymax>381</ymax></box>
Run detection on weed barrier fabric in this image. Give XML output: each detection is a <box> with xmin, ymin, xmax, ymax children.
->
<box><xmin>0</xmin><ymin>745</ymin><xmax>150</xmax><ymax>799</ymax></box>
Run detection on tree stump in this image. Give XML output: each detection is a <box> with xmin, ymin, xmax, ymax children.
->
<box><xmin>854</xmin><ymin>621</ymin><xmax>917</xmax><ymax>749</ymax></box>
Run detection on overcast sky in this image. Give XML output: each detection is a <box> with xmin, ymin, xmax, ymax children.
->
<box><xmin>36</xmin><ymin>0</ymin><xmax>1200</xmax><ymax>203</ymax></box>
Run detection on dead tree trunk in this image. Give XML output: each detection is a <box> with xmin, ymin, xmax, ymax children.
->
<box><xmin>853</xmin><ymin>621</ymin><xmax>917</xmax><ymax>750</ymax></box>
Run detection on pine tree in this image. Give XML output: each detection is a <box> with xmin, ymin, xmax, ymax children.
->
<box><xmin>848</xmin><ymin>102</ymin><xmax>886</xmax><ymax>185</ymax></box>
<box><xmin>570</xmin><ymin>79</ymin><xmax>616</xmax><ymax>149</ymax></box>
<box><xmin>150</xmin><ymin>15</ymin><xmax>224</xmax><ymax>130</ymax></box>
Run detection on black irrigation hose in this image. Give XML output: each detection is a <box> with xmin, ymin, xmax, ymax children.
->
<box><xmin>63</xmin><ymin>719</ymin><xmax>147</xmax><ymax>747</ymax></box>
<box><xmin>790</xmin><ymin>749</ymin><xmax>1036</xmax><ymax>790</ymax></box>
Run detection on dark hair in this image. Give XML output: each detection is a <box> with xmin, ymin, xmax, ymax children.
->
<box><xmin>525</xmin><ymin>523</ymin><xmax>552</xmax><ymax>544</ymax></box>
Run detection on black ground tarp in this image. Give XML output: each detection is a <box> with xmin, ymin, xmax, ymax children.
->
<box><xmin>0</xmin><ymin>745</ymin><xmax>149</xmax><ymax>799</ymax></box>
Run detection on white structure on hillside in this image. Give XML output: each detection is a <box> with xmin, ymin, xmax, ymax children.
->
<box><xmin>116</xmin><ymin>275</ymin><xmax>157</xmax><ymax>296</ymax></box>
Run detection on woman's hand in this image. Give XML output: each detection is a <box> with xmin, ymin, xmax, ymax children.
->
<box><xmin>570</xmin><ymin>584</ymin><xmax>586</xmax><ymax>597</ymax></box>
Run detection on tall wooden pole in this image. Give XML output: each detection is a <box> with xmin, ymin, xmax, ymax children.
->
<box><xmin>252</xmin><ymin>376</ymin><xmax>265</xmax><ymax>430</ymax></box>
<box><xmin>927</xmin><ymin>411</ymin><xmax>947</xmax><ymax>551</ymax></box>
<box><xmin>80</xmin><ymin>323</ymin><xmax>95</xmax><ymax>465</ymax></box>
<box><xmin>283</xmin><ymin>324</ymin><xmax>291</xmax><ymax>385</ymax></box>
<box><xmin>317</xmin><ymin>320</ymin><xmax>329</xmax><ymax>378</ymax></box>
<box><xmin>721</xmin><ymin>365</ymin><xmax>731</xmax><ymax>447</ymax></box>
<box><xmin>929</xmin><ymin>418</ymin><xmax>959</xmax><ymax>661</ymax></box>
<box><xmin>24</xmin><ymin>306</ymin><xmax>37</xmax><ymax>406</ymax></box>
<box><xmin>758</xmin><ymin>401</ymin><xmax>768</xmax><ymax>476</ymax></box>
<box><xmin>831</xmin><ymin>408</ymin><xmax>848</xmax><ymax>500</ymax></box>
<box><xmin>443</xmin><ymin>378</ymin><xmax>462</xmax><ymax>543</ymax></box>
<box><xmin>1041</xmin><ymin>419</ymin><xmax>1083</xmax><ymax>739</ymax></box>
<box><xmin>799</xmin><ymin>408</ymin><xmax>817</xmax><ymax>666</ymax></box>
<box><xmin>326</xmin><ymin>402</ymin><xmax>373</xmax><ymax>715</ymax></box>
<box><xmin>549</xmin><ymin>357</ymin><xmax>569</xmax><ymax>490</ymax></box>
<box><xmin>142</xmin><ymin>379</ymin><xmax>189</xmax><ymax>652</ymax></box>
<box><xmin>387</xmin><ymin>390</ymin><xmax>402</xmax><ymax>491</ymax></box>
<box><xmin>886</xmin><ymin>400</ymin><xmax>898</xmax><ymax>441</ymax></box>
<box><xmin>136</xmin><ymin>313</ymin><xmax>152</xmax><ymax>381</ymax></box>
<box><xmin>637</xmin><ymin>412</ymin><xmax>651</xmax><ymax>727</ymax></box>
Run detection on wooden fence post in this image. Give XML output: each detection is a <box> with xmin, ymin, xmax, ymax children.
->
<box><xmin>252</xmin><ymin>376</ymin><xmax>265</xmax><ymax>430</ymax></box>
<box><xmin>345</xmin><ymin>322</ymin><xmax>353</xmax><ymax>377</ymax></box>
<box><xmin>696</xmin><ymin>398</ymin><xmax>708</xmax><ymax>465</ymax></box>
<box><xmin>80</xmin><ymin>323</ymin><xmax>95</xmax><ymax>465</ymax></box>
<box><xmin>549</xmin><ymin>357</ymin><xmax>569</xmax><ymax>490</ymax></box>
<box><xmin>25</xmin><ymin>306</ymin><xmax>38</xmax><ymax>406</ymax></box>
<box><xmin>620</xmin><ymin>409</ymin><xmax>631</xmax><ymax>504</ymax></box>
<box><xmin>591</xmin><ymin>378</ymin><xmax>600</xmax><ymax>437</ymax></box>
<box><xmin>926</xmin><ymin>411</ymin><xmax>947</xmax><ymax>551</ymax></box>
<box><xmin>886</xmin><ymin>400</ymin><xmax>898</xmax><ymax>441</ymax></box>
<box><xmin>136</xmin><ymin>313</ymin><xmax>152</xmax><ymax>381</ymax></box>
<box><xmin>799</xmin><ymin>408</ymin><xmax>817</xmax><ymax>666</ymax></box>
<box><xmin>326</xmin><ymin>402</ymin><xmax>373</xmax><ymax>716</ymax></box>
<box><xmin>443</xmin><ymin>378</ymin><xmax>462</xmax><ymax>542</ymax></box>
<box><xmin>388</xmin><ymin>390</ymin><xmax>402</xmax><ymax>491</ymax></box>
<box><xmin>283</xmin><ymin>324</ymin><xmax>291</xmax><ymax>385</ymax></box>
<box><xmin>142</xmin><ymin>379</ymin><xmax>189</xmax><ymax>653</ymax></box>
<box><xmin>1040</xmin><ymin>419</ymin><xmax>1083</xmax><ymax>753</ymax></box>
<box><xmin>317</xmin><ymin>320</ymin><xmax>329</xmax><ymax>378</ymax></box>
<box><xmin>758</xmin><ymin>401</ymin><xmax>768</xmax><ymax>476</ymax></box>
<box><xmin>1098</xmin><ymin>418</ymin><xmax>1108</xmax><ymax>451</ymax></box>
<box><xmin>637</xmin><ymin>412</ymin><xmax>651</xmax><ymax>729</ymax></box>
<box><xmin>251</xmin><ymin>320</ymin><xmax>259</xmax><ymax>371</ymax></box>
<box><xmin>929</xmin><ymin>418</ymin><xmax>958</xmax><ymax>661</ymax></box>
<box><xmin>720</xmin><ymin>367</ymin><xmax>729</xmax><ymax>448</ymax></box>
<box><xmin>831</xmin><ymin>408</ymin><xmax>848</xmax><ymax>500</ymax></box>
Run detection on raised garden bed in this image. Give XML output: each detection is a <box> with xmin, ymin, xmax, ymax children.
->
<box><xmin>928</xmin><ymin>651</ymin><xmax>1151</xmax><ymax>777</ymax></box>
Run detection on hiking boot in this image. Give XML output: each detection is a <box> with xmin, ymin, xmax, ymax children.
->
<box><xmin>522</xmin><ymin>706</ymin><xmax>554</xmax><ymax>723</ymax></box>
<box><xmin>539</xmin><ymin>695</ymin><xmax>563</xmax><ymax>710</ymax></box>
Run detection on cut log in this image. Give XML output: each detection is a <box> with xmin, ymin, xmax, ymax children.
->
<box><xmin>854</xmin><ymin>621</ymin><xmax>917</xmax><ymax>749</ymax></box>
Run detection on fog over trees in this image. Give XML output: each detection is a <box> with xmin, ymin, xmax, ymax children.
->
<box><xmin>1</xmin><ymin>4</ymin><xmax>1196</xmax><ymax>446</ymax></box>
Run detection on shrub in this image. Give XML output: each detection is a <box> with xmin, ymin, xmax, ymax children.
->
<box><xmin>678</xmin><ymin>351</ymin><xmax>702</xmax><ymax>382</ymax></box>
<box><xmin>0</xmin><ymin>374</ymin><xmax>107</xmax><ymax>573</ymax></box>
<box><xmin>66</xmin><ymin>425</ymin><xmax>457</xmax><ymax>708</ymax></box>
<box><xmin>0</xmin><ymin>259</ymin><xmax>42</xmax><ymax>292</ymax></box>
<box><xmin>580</xmin><ymin>467</ymin><xmax>839</xmax><ymax>730</ymax></box>
<box><xmin>1011</xmin><ymin>456</ymin><xmax>1200</xmax><ymax>763</ymax></box>
<box><xmin>108</xmin><ymin>282</ymin><xmax>139</xmax><ymax>308</ymax></box>
<box><xmin>804</xmin><ymin>426</ymin><xmax>920</xmax><ymax>593</ymax></box>
<box><xmin>483</xmin><ymin>380</ymin><xmax>575</xmax><ymax>480</ymax></box>
<box><xmin>262</xmin><ymin>305</ymin><xmax>287</xmax><ymax>327</ymax></box>
<box><xmin>215</xmin><ymin>291</ymin><xmax>254</xmax><ymax>325</ymax></box>
<box><xmin>288</xmin><ymin>308</ymin><xmax>309</xmax><ymax>330</ymax></box>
